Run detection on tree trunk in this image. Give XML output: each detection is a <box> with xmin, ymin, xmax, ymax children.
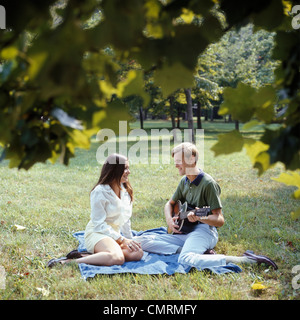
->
<box><xmin>169</xmin><ymin>95</ymin><xmax>176</xmax><ymax>129</ymax></box>
<box><xmin>210</xmin><ymin>107</ymin><xmax>214</xmax><ymax>122</ymax></box>
<box><xmin>204</xmin><ymin>109</ymin><xmax>208</xmax><ymax>121</ymax></box>
<box><xmin>184</xmin><ymin>88</ymin><xmax>194</xmax><ymax>143</ymax></box>
<box><xmin>139</xmin><ymin>106</ymin><xmax>144</xmax><ymax>129</ymax></box>
<box><xmin>176</xmin><ymin>105</ymin><xmax>181</xmax><ymax>128</ymax></box>
<box><xmin>197</xmin><ymin>101</ymin><xmax>202</xmax><ymax>129</ymax></box>
<box><xmin>235</xmin><ymin>120</ymin><xmax>239</xmax><ymax>131</ymax></box>
<box><xmin>144</xmin><ymin>107</ymin><xmax>149</xmax><ymax>121</ymax></box>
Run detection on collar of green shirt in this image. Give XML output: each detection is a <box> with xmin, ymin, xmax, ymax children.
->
<box><xmin>184</xmin><ymin>170</ymin><xmax>204</xmax><ymax>186</ymax></box>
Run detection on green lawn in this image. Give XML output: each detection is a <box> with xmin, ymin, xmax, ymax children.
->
<box><xmin>0</xmin><ymin>120</ymin><xmax>299</xmax><ymax>300</ymax></box>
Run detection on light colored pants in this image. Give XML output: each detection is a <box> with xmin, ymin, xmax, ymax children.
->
<box><xmin>134</xmin><ymin>224</ymin><xmax>226</xmax><ymax>269</ymax></box>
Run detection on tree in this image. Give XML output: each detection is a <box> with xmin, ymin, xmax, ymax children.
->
<box><xmin>196</xmin><ymin>23</ymin><xmax>278</xmax><ymax>130</ymax></box>
<box><xmin>211</xmin><ymin>0</ymin><xmax>300</xmax><ymax>219</ymax></box>
<box><xmin>0</xmin><ymin>0</ymin><xmax>225</xmax><ymax>169</ymax></box>
<box><xmin>184</xmin><ymin>88</ymin><xmax>194</xmax><ymax>143</ymax></box>
<box><xmin>0</xmin><ymin>0</ymin><xmax>299</xmax><ymax>219</ymax></box>
<box><xmin>193</xmin><ymin>75</ymin><xmax>222</xmax><ymax>128</ymax></box>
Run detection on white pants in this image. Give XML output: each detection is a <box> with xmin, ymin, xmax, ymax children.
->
<box><xmin>134</xmin><ymin>224</ymin><xmax>226</xmax><ymax>269</ymax></box>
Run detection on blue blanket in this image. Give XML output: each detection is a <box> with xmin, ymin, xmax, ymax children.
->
<box><xmin>73</xmin><ymin>228</ymin><xmax>242</xmax><ymax>280</ymax></box>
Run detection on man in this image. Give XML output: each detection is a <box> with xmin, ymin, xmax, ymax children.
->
<box><xmin>136</xmin><ymin>142</ymin><xmax>278</xmax><ymax>270</ymax></box>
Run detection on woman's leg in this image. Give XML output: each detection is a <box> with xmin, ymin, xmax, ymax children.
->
<box><xmin>121</xmin><ymin>245</ymin><xmax>144</xmax><ymax>262</ymax></box>
<box><xmin>74</xmin><ymin>237</ymin><xmax>125</xmax><ymax>266</ymax></box>
<box><xmin>70</xmin><ymin>245</ymin><xmax>144</xmax><ymax>262</ymax></box>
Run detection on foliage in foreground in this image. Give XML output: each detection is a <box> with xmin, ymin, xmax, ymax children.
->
<box><xmin>0</xmin><ymin>0</ymin><xmax>299</xmax><ymax>218</ymax></box>
<box><xmin>0</xmin><ymin>1</ymin><xmax>298</xmax><ymax>173</ymax></box>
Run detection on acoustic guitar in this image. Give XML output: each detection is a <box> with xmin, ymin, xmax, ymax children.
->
<box><xmin>167</xmin><ymin>200</ymin><xmax>211</xmax><ymax>234</ymax></box>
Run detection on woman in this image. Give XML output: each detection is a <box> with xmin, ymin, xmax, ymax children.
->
<box><xmin>48</xmin><ymin>153</ymin><xmax>143</xmax><ymax>267</ymax></box>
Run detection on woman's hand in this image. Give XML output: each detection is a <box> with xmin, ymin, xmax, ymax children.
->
<box><xmin>121</xmin><ymin>238</ymin><xmax>141</xmax><ymax>252</ymax></box>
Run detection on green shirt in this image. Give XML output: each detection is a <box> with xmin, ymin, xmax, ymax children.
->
<box><xmin>171</xmin><ymin>170</ymin><xmax>222</xmax><ymax>211</ymax></box>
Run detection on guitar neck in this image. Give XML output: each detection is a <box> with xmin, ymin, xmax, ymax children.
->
<box><xmin>179</xmin><ymin>207</ymin><xmax>210</xmax><ymax>220</ymax></box>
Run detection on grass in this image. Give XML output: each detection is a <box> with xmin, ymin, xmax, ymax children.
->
<box><xmin>0</xmin><ymin>119</ymin><xmax>299</xmax><ymax>300</ymax></box>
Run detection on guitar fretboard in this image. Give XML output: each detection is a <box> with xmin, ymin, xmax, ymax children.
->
<box><xmin>179</xmin><ymin>207</ymin><xmax>211</xmax><ymax>220</ymax></box>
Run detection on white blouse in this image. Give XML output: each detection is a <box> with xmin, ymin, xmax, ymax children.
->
<box><xmin>89</xmin><ymin>184</ymin><xmax>133</xmax><ymax>240</ymax></box>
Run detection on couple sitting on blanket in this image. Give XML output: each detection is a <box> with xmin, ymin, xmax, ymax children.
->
<box><xmin>47</xmin><ymin>142</ymin><xmax>278</xmax><ymax>270</ymax></box>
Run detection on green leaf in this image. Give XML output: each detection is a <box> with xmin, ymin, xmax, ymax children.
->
<box><xmin>244</xmin><ymin>139</ymin><xmax>269</xmax><ymax>163</ymax></box>
<box><xmin>253</xmin><ymin>150</ymin><xmax>271</xmax><ymax>176</ymax></box>
<box><xmin>67</xmin><ymin>129</ymin><xmax>90</xmax><ymax>150</ymax></box>
<box><xmin>100</xmin><ymin>0</ymin><xmax>145</xmax><ymax>50</ymax></box>
<box><xmin>180</xmin><ymin>8</ymin><xmax>196</xmax><ymax>24</ymax></box>
<box><xmin>154</xmin><ymin>62</ymin><xmax>194</xmax><ymax>98</ymax></box>
<box><xmin>219</xmin><ymin>83</ymin><xmax>256</xmax><ymax>122</ymax></box>
<box><xmin>244</xmin><ymin>139</ymin><xmax>271</xmax><ymax>175</ymax></box>
<box><xmin>122</xmin><ymin>70</ymin><xmax>150</xmax><ymax>107</ymax></box>
<box><xmin>220</xmin><ymin>0</ymin><xmax>283</xmax><ymax>31</ymax></box>
<box><xmin>99</xmin><ymin>69</ymin><xmax>150</xmax><ymax>106</ymax></box>
<box><xmin>252</xmin><ymin>86</ymin><xmax>276</xmax><ymax>123</ymax></box>
<box><xmin>291</xmin><ymin>207</ymin><xmax>300</xmax><ymax>221</ymax></box>
<box><xmin>82</xmin><ymin>52</ymin><xmax>119</xmax><ymax>86</ymax></box>
<box><xmin>144</xmin><ymin>0</ymin><xmax>164</xmax><ymax>38</ymax></box>
<box><xmin>273</xmin><ymin>171</ymin><xmax>300</xmax><ymax>220</ymax></box>
<box><xmin>18</xmin><ymin>140</ymin><xmax>53</xmax><ymax>170</ymax></box>
<box><xmin>28</xmin><ymin>51</ymin><xmax>48</xmax><ymax>80</ymax></box>
<box><xmin>144</xmin><ymin>0</ymin><xmax>161</xmax><ymax>20</ymax></box>
<box><xmin>261</xmin><ymin>125</ymin><xmax>300</xmax><ymax>170</ymax></box>
<box><xmin>211</xmin><ymin>130</ymin><xmax>244</xmax><ymax>156</ymax></box>
<box><xmin>189</xmin><ymin>0</ymin><xmax>214</xmax><ymax>17</ymax></box>
<box><xmin>92</xmin><ymin>109</ymin><xmax>106</xmax><ymax>128</ymax></box>
<box><xmin>252</xmin><ymin>0</ymin><xmax>284</xmax><ymax>31</ymax></box>
<box><xmin>220</xmin><ymin>83</ymin><xmax>276</xmax><ymax>123</ymax></box>
<box><xmin>272</xmin><ymin>31</ymin><xmax>299</xmax><ymax>61</ymax></box>
<box><xmin>242</xmin><ymin>120</ymin><xmax>262</xmax><ymax>131</ymax></box>
<box><xmin>272</xmin><ymin>171</ymin><xmax>300</xmax><ymax>199</ymax></box>
<box><xmin>0</xmin><ymin>46</ymin><xmax>19</xmax><ymax>60</ymax></box>
<box><xmin>97</xmin><ymin>99</ymin><xmax>133</xmax><ymax>134</ymax></box>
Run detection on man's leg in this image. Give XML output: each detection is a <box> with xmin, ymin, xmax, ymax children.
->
<box><xmin>134</xmin><ymin>233</ymin><xmax>187</xmax><ymax>255</ymax></box>
<box><xmin>178</xmin><ymin>224</ymin><xmax>277</xmax><ymax>269</ymax></box>
<box><xmin>178</xmin><ymin>224</ymin><xmax>227</xmax><ymax>269</ymax></box>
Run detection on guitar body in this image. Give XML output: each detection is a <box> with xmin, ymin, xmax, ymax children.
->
<box><xmin>167</xmin><ymin>200</ymin><xmax>187</xmax><ymax>234</ymax></box>
<box><xmin>167</xmin><ymin>200</ymin><xmax>211</xmax><ymax>234</ymax></box>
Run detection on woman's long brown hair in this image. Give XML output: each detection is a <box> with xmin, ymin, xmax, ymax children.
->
<box><xmin>91</xmin><ymin>153</ymin><xmax>133</xmax><ymax>202</ymax></box>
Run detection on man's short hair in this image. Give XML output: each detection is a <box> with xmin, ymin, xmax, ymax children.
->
<box><xmin>172</xmin><ymin>142</ymin><xmax>199</xmax><ymax>164</ymax></box>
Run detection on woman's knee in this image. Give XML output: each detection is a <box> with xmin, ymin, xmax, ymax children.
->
<box><xmin>123</xmin><ymin>247</ymin><xmax>144</xmax><ymax>262</ymax></box>
<box><xmin>108</xmin><ymin>252</ymin><xmax>125</xmax><ymax>265</ymax></box>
